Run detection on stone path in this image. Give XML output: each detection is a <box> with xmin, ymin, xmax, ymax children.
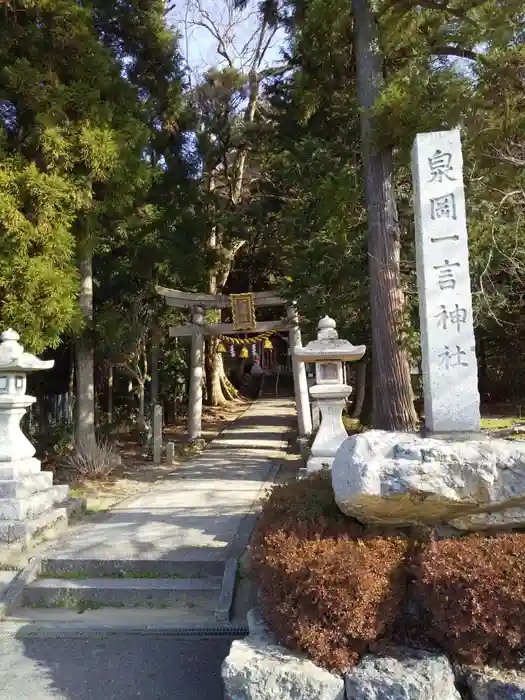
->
<box><xmin>5</xmin><ymin>399</ymin><xmax>296</xmax><ymax>627</ymax></box>
<box><xmin>45</xmin><ymin>399</ymin><xmax>294</xmax><ymax>565</ymax></box>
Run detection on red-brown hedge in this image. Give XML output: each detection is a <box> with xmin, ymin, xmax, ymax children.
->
<box><xmin>414</xmin><ymin>532</ymin><xmax>525</xmax><ymax>666</ymax></box>
<box><xmin>251</xmin><ymin>472</ymin><xmax>525</xmax><ymax>673</ymax></box>
<box><xmin>250</xmin><ymin>472</ymin><xmax>410</xmax><ymax>672</ymax></box>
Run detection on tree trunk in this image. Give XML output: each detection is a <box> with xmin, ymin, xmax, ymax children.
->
<box><xmin>151</xmin><ymin>328</ymin><xmax>160</xmax><ymax>409</ymax></box>
<box><xmin>107</xmin><ymin>364</ymin><xmax>114</xmax><ymax>423</ymax></box>
<box><xmin>205</xmin><ymin>258</ymin><xmax>231</xmax><ymax>405</ymax></box>
<box><xmin>476</xmin><ymin>330</ymin><xmax>488</xmax><ymax>400</ymax></box>
<box><xmin>205</xmin><ymin>337</ymin><xmax>229</xmax><ymax>407</ymax></box>
<box><xmin>352</xmin><ymin>359</ymin><xmax>368</xmax><ymax>419</ymax></box>
<box><xmin>68</xmin><ymin>343</ymin><xmax>75</xmax><ymax>426</ymax></box>
<box><xmin>352</xmin><ymin>0</ymin><xmax>417</xmax><ymax>431</ymax></box>
<box><xmin>75</xmin><ymin>247</ymin><xmax>96</xmax><ymax>451</ymax></box>
<box><xmin>138</xmin><ymin>381</ymin><xmax>145</xmax><ymax>429</ymax></box>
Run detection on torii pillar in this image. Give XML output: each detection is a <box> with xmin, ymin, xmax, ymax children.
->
<box><xmin>287</xmin><ymin>305</ymin><xmax>312</xmax><ymax>438</ymax></box>
<box><xmin>188</xmin><ymin>306</ymin><xmax>204</xmax><ymax>442</ymax></box>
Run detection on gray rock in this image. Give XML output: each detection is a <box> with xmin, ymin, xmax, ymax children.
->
<box><xmin>222</xmin><ymin>636</ymin><xmax>344</xmax><ymax>700</ymax></box>
<box><xmin>246</xmin><ymin>608</ymin><xmax>277</xmax><ymax>642</ymax></box>
<box><xmin>345</xmin><ymin>648</ymin><xmax>461</xmax><ymax>700</ymax></box>
<box><xmin>331</xmin><ymin>430</ymin><xmax>525</xmax><ymax>529</ymax></box>
<box><xmin>465</xmin><ymin>667</ymin><xmax>525</xmax><ymax>699</ymax></box>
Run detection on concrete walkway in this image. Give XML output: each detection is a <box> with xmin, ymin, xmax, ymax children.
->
<box><xmin>45</xmin><ymin>399</ymin><xmax>295</xmax><ymax>567</ymax></box>
<box><xmin>0</xmin><ymin>400</ymin><xmax>296</xmax><ymax>700</ymax></box>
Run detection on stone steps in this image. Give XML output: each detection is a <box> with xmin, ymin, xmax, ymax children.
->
<box><xmin>0</xmin><ymin>484</ymin><xmax>68</xmax><ymax>521</ymax></box>
<box><xmin>11</xmin><ymin>555</ymin><xmax>237</xmax><ymax>622</ymax></box>
<box><xmin>23</xmin><ymin>575</ymin><xmax>223</xmax><ymax>609</ymax></box>
<box><xmin>41</xmin><ymin>556</ymin><xmax>225</xmax><ymax>580</ymax></box>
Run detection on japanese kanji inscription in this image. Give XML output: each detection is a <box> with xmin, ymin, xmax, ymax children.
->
<box><xmin>412</xmin><ymin>129</ymin><xmax>480</xmax><ymax>433</ymax></box>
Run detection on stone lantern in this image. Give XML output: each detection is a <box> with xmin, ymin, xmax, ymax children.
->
<box><xmin>0</xmin><ymin>329</ymin><xmax>68</xmax><ymax>543</ymax></box>
<box><xmin>294</xmin><ymin>317</ymin><xmax>366</xmax><ymax>473</ymax></box>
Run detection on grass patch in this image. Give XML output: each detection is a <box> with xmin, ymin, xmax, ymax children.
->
<box><xmin>342</xmin><ymin>415</ymin><xmax>525</xmax><ymax>433</ymax></box>
<box><xmin>481</xmin><ymin>417</ymin><xmax>525</xmax><ymax>429</ymax></box>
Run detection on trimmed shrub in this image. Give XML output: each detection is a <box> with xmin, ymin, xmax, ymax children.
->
<box><xmin>252</xmin><ymin>473</ymin><xmax>525</xmax><ymax>673</ymax></box>
<box><xmin>250</xmin><ymin>472</ymin><xmax>410</xmax><ymax>672</ymax></box>
<box><xmin>414</xmin><ymin>532</ymin><xmax>525</xmax><ymax>666</ymax></box>
<box><xmin>66</xmin><ymin>440</ymin><xmax>118</xmax><ymax>482</ymax></box>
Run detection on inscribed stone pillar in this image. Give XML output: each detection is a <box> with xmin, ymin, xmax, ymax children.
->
<box><xmin>411</xmin><ymin>129</ymin><xmax>480</xmax><ymax>433</ymax></box>
<box><xmin>188</xmin><ymin>306</ymin><xmax>204</xmax><ymax>441</ymax></box>
<box><xmin>287</xmin><ymin>306</ymin><xmax>312</xmax><ymax>438</ymax></box>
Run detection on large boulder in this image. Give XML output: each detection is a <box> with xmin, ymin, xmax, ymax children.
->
<box><xmin>345</xmin><ymin>648</ymin><xmax>461</xmax><ymax>700</ymax></box>
<box><xmin>464</xmin><ymin>667</ymin><xmax>525</xmax><ymax>699</ymax></box>
<box><xmin>331</xmin><ymin>430</ymin><xmax>525</xmax><ymax>530</ymax></box>
<box><xmin>222</xmin><ymin>611</ymin><xmax>344</xmax><ymax>700</ymax></box>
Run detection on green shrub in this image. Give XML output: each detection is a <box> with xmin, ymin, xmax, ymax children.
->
<box><xmin>251</xmin><ymin>472</ymin><xmax>410</xmax><ymax>672</ymax></box>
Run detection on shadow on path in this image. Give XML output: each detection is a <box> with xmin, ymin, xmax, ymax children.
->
<box><xmin>2</xmin><ymin>634</ymin><xmax>236</xmax><ymax>700</ymax></box>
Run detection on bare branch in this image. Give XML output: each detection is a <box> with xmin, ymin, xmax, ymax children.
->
<box><xmin>491</xmin><ymin>145</ymin><xmax>525</xmax><ymax>168</ymax></box>
<box><xmin>431</xmin><ymin>45</ymin><xmax>480</xmax><ymax>60</ymax></box>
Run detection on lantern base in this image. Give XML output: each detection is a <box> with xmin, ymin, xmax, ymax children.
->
<box><xmin>0</xmin><ymin>456</ymin><xmax>69</xmax><ymax>543</ymax></box>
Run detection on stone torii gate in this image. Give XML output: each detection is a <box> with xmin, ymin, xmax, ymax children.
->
<box><xmin>156</xmin><ymin>286</ymin><xmax>312</xmax><ymax>442</ymax></box>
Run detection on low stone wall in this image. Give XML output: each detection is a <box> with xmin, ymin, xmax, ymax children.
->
<box><xmin>221</xmin><ymin>609</ymin><xmax>525</xmax><ymax>700</ymax></box>
<box><xmin>222</xmin><ymin>609</ymin><xmax>344</xmax><ymax>700</ymax></box>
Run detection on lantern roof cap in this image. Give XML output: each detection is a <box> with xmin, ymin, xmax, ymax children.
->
<box><xmin>0</xmin><ymin>329</ymin><xmax>54</xmax><ymax>373</ymax></box>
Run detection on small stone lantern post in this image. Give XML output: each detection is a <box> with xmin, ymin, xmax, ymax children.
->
<box><xmin>0</xmin><ymin>329</ymin><xmax>68</xmax><ymax>543</ymax></box>
<box><xmin>294</xmin><ymin>317</ymin><xmax>366</xmax><ymax>473</ymax></box>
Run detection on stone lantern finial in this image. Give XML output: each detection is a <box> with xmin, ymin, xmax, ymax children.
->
<box><xmin>0</xmin><ymin>329</ymin><xmax>23</xmax><ymax>363</ymax></box>
<box><xmin>0</xmin><ymin>331</ymin><xmax>54</xmax><ymax>372</ymax></box>
<box><xmin>317</xmin><ymin>316</ymin><xmax>338</xmax><ymax>340</ymax></box>
<box><xmin>1</xmin><ymin>329</ymin><xmax>20</xmax><ymax>341</ymax></box>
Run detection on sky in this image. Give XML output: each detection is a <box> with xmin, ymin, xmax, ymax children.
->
<box><xmin>168</xmin><ymin>0</ymin><xmax>286</xmax><ymax>79</ymax></box>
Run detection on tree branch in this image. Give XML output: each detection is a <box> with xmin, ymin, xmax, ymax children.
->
<box><xmin>385</xmin><ymin>0</ymin><xmax>482</xmax><ymax>26</ymax></box>
<box><xmin>431</xmin><ymin>45</ymin><xmax>480</xmax><ymax>60</ymax></box>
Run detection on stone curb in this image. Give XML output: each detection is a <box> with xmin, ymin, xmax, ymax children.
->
<box><xmin>0</xmin><ymin>555</ymin><xmax>42</xmax><ymax>619</ymax></box>
<box><xmin>215</xmin><ymin>557</ymin><xmax>238</xmax><ymax>622</ymax></box>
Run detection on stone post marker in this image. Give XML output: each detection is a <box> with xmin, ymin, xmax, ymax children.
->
<box><xmin>0</xmin><ymin>329</ymin><xmax>68</xmax><ymax>543</ymax></box>
<box><xmin>412</xmin><ymin>129</ymin><xmax>480</xmax><ymax>434</ymax></box>
<box><xmin>294</xmin><ymin>317</ymin><xmax>366</xmax><ymax>473</ymax></box>
<box><xmin>152</xmin><ymin>404</ymin><xmax>162</xmax><ymax>464</ymax></box>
